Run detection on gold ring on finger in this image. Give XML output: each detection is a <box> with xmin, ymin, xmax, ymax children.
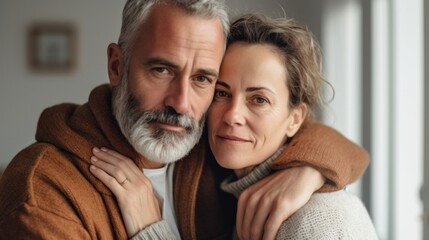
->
<box><xmin>119</xmin><ymin>178</ymin><xmax>129</xmax><ymax>186</ymax></box>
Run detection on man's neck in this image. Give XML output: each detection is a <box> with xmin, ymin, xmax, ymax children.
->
<box><xmin>135</xmin><ymin>155</ymin><xmax>166</xmax><ymax>169</ymax></box>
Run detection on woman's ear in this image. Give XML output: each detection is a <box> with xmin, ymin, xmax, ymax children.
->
<box><xmin>286</xmin><ymin>103</ymin><xmax>308</xmax><ymax>138</ymax></box>
<box><xmin>107</xmin><ymin>43</ymin><xmax>124</xmax><ymax>86</ymax></box>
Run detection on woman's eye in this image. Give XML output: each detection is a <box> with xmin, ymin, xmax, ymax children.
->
<box><xmin>214</xmin><ymin>90</ymin><xmax>230</xmax><ymax>98</ymax></box>
<box><xmin>254</xmin><ymin>97</ymin><xmax>268</xmax><ymax>104</ymax></box>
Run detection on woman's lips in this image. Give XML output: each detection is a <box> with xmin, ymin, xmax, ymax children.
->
<box><xmin>217</xmin><ymin>134</ymin><xmax>251</xmax><ymax>143</ymax></box>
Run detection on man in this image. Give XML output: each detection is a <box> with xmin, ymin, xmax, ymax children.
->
<box><xmin>0</xmin><ymin>0</ymin><xmax>368</xmax><ymax>239</ymax></box>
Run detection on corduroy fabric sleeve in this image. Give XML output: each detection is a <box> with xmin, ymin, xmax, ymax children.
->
<box><xmin>271</xmin><ymin>120</ymin><xmax>369</xmax><ymax>192</ymax></box>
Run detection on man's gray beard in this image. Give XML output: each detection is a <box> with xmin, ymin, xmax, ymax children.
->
<box><xmin>112</xmin><ymin>71</ymin><xmax>205</xmax><ymax>164</ymax></box>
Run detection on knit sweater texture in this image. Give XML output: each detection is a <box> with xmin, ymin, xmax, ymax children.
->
<box><xmin>221</xmin><ymin>149</ymin><xmax>379</xmax><ymax>240</ymax></box>
<box><xmin>0</xmin><ymin>84</ymin><xmax>369</xmax><ymax>239</ymax></box>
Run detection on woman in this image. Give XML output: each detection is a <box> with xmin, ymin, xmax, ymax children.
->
<box><xmin>207</xmin><ymin>14</ymin><xmax>377</xmax><ymax>239</ymax></box>
<box><xmin>90</xmin><ymin>14</ymin><xmax>377</xmax><ymax>239</ymax></box>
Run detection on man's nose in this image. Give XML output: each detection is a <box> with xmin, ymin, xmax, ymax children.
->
<box><xmin>165</xmin><ymin>78</ymin><xmax>190</xmax><ymax>115</ymax></box>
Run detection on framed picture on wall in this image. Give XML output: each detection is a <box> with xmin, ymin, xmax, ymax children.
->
<box><xmin>27</xmin><ymin>22</ymin><xmax>77</xmax><ymax>73</ymax></box>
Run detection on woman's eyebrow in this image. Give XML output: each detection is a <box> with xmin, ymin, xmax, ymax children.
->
<box><xmin>215</xmin><ymin>81</ymin><xmax>230</xmax><ymax>89</ymax></box>
<box><xmin>246</xmin><ymin>87</ymin><xmax>275</xmax><ymax>94</ymax></box>
<box><xmin>216</xmin><ymin>82</ymin><xmax>275</xmax><ymax>94</ymax></box>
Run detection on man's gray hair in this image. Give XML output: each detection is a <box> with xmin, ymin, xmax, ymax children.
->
<box><xmin>118</xmin><ymin>0</ymin><xmax>230</xmax><ymax>63</ymax></box>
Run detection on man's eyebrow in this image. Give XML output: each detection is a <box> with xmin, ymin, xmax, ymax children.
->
<box><xmin>197</xmin><ymin>68</ymin><xmax>219</xmax><ymax>78</ymax></box>
<box><xmin>215</xmin><ymin>81</ymin><xmax>230</xmax><ymax>89</ymax></box>
<box><xmin>143</xmin><ymin>58</ymin><xmax>179</xmax><ymax>69</ymax></box>
<box><xmin>143</xmin><ymin>58</ymin><xmax>218</xmax><ymax>78</ymax></box>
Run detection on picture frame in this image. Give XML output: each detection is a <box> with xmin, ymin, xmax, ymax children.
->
<box><xmin>27</xmin><ymin>22</ymin><xmax>77</xmax><ymax>73</ymax></box>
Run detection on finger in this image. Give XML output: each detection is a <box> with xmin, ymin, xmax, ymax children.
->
<box><xmin>97</xmin><ymin>148</ymin><xmax>142</xmax><ymax>176</ymax></box>
<box><xmin>90</xmin><ymin>156</ymin><xmax>127</xmax><ymax>182</ymax></box>
<box><xmin>92</xmin><ymin>155</ymin><xmax>152</xmax><ymax>192</ymax></box>
<box><xmin>240</xmin><ymin>190</ymin><xmax>260</xmax><ymax>240</ymax></box>
<box><xmin>92</xmin><ymin>147</ymin><xmax>123</xmax><ymax>165</ymax></box>
<box><xmin>262</xmin><ymin>211</ymin><xmax>286</xmax><ymax>240</ymax></box>
<box><xmin>248</xmin><ymin>195</ymin><xmax>272</xmax><ymax>240</ymax></box>
<box><xmin>236</xmin><ymin>191</ymin><xmax>249</xmax><ymax>239</ymax></box>
<box><xmin>89</xmin><ymin>165</ymin><xmax>125</xmax><ymax>195</ymax></box>
<box><xmin>100</xmin><ymin>147</ymin><xmax>131</xmax><ymax>162</ymax></box>
<box><xmin>91</xmin><ymin>149</ymin><xmax>141</xmax><ymax>181</ymax></box>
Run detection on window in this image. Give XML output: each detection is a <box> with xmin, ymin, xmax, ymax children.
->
<box><xmin>321</xmin><ymin>0</ymin><xmax>424</xmax><ymax>239</ymax></box>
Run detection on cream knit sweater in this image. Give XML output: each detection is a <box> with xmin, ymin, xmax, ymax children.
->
<box><xmin>221</xmin><ymin>149</ymin><xmax>379</xmax><ymax>240</ymax></box>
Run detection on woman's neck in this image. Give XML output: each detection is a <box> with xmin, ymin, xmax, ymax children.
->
<box><xmin>234</xmin><ymin>166</ymin><xmax>255</xmax><ymax>179</ymax></box>
<box><xmin>232</xmin><ymin>145</ymin><xmax>287</xmax><ymax>179</ymax></box>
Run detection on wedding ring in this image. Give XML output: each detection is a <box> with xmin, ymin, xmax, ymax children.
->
<box><xmin>119</xmin><ymin>178</ymin><xmax>129</xmax><ymax>185</ymax></box>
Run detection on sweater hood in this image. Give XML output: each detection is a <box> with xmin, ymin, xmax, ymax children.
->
<box><xmin>35</xmin><ymin>84</ymin><xmax>137</xmax><ymax>194</ymax></box>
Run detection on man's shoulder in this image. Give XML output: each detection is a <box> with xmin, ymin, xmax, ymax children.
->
<box><xmin>0</xmin><ymin>143</ymin><xmax>90</xmax><ymax>219</ymax></box>
<box><xmin>3</xmin><ymin>142</ymin><xmax>72</xmax><ymax>176</ymax></box>
<box><xmin>1</xmin><ymin>143</ymin><xmax>62</xmax><ymax>183</ymax></box>
<box><xmin>0</xmin><ymin>142</ymin><xmax>116</xmax><ymax>238</ymax></box>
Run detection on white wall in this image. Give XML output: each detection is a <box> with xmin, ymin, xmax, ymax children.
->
<box><xmin>0</xmin><ymin>0</ymin><xmax>124</xmax><ymax>168</ymax></box>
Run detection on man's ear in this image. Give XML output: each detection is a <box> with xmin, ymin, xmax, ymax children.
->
<box><xmin>107</xmin><ymin>43</ymin><xmax>124</xmax><ymax>86</ymax></box>
<box><xmin>286</xmin><ymin>103</ymin><xmax>308</xmax><ymax>138</ymax></box>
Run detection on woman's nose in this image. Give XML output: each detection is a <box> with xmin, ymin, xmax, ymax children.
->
<box><xmin>222</xmin><ymin>99</ymin><xmax>245</xmax><ymax>126</ymax></box>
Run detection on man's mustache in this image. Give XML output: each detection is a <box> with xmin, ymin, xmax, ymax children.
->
<box><xmin>126</xmin><ymin>94</ymin><xmax>196</xmax><ymax>130</ymax></box>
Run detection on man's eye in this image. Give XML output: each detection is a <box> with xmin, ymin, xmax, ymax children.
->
<box><xmin>153</xmin><ymin>67</ymin><xmax>169</xmax><ymax>74</ymax></box>
<box><xmin>196</xmin><ymin>75</ymin><xmax>211</xmax><ymax>83</ymax></box>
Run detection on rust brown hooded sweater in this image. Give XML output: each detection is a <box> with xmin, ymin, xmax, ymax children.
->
<box><xmin>0</xmin><ymin>85</ymin><xmax>368</xmax><ymax>239</ymax></box>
